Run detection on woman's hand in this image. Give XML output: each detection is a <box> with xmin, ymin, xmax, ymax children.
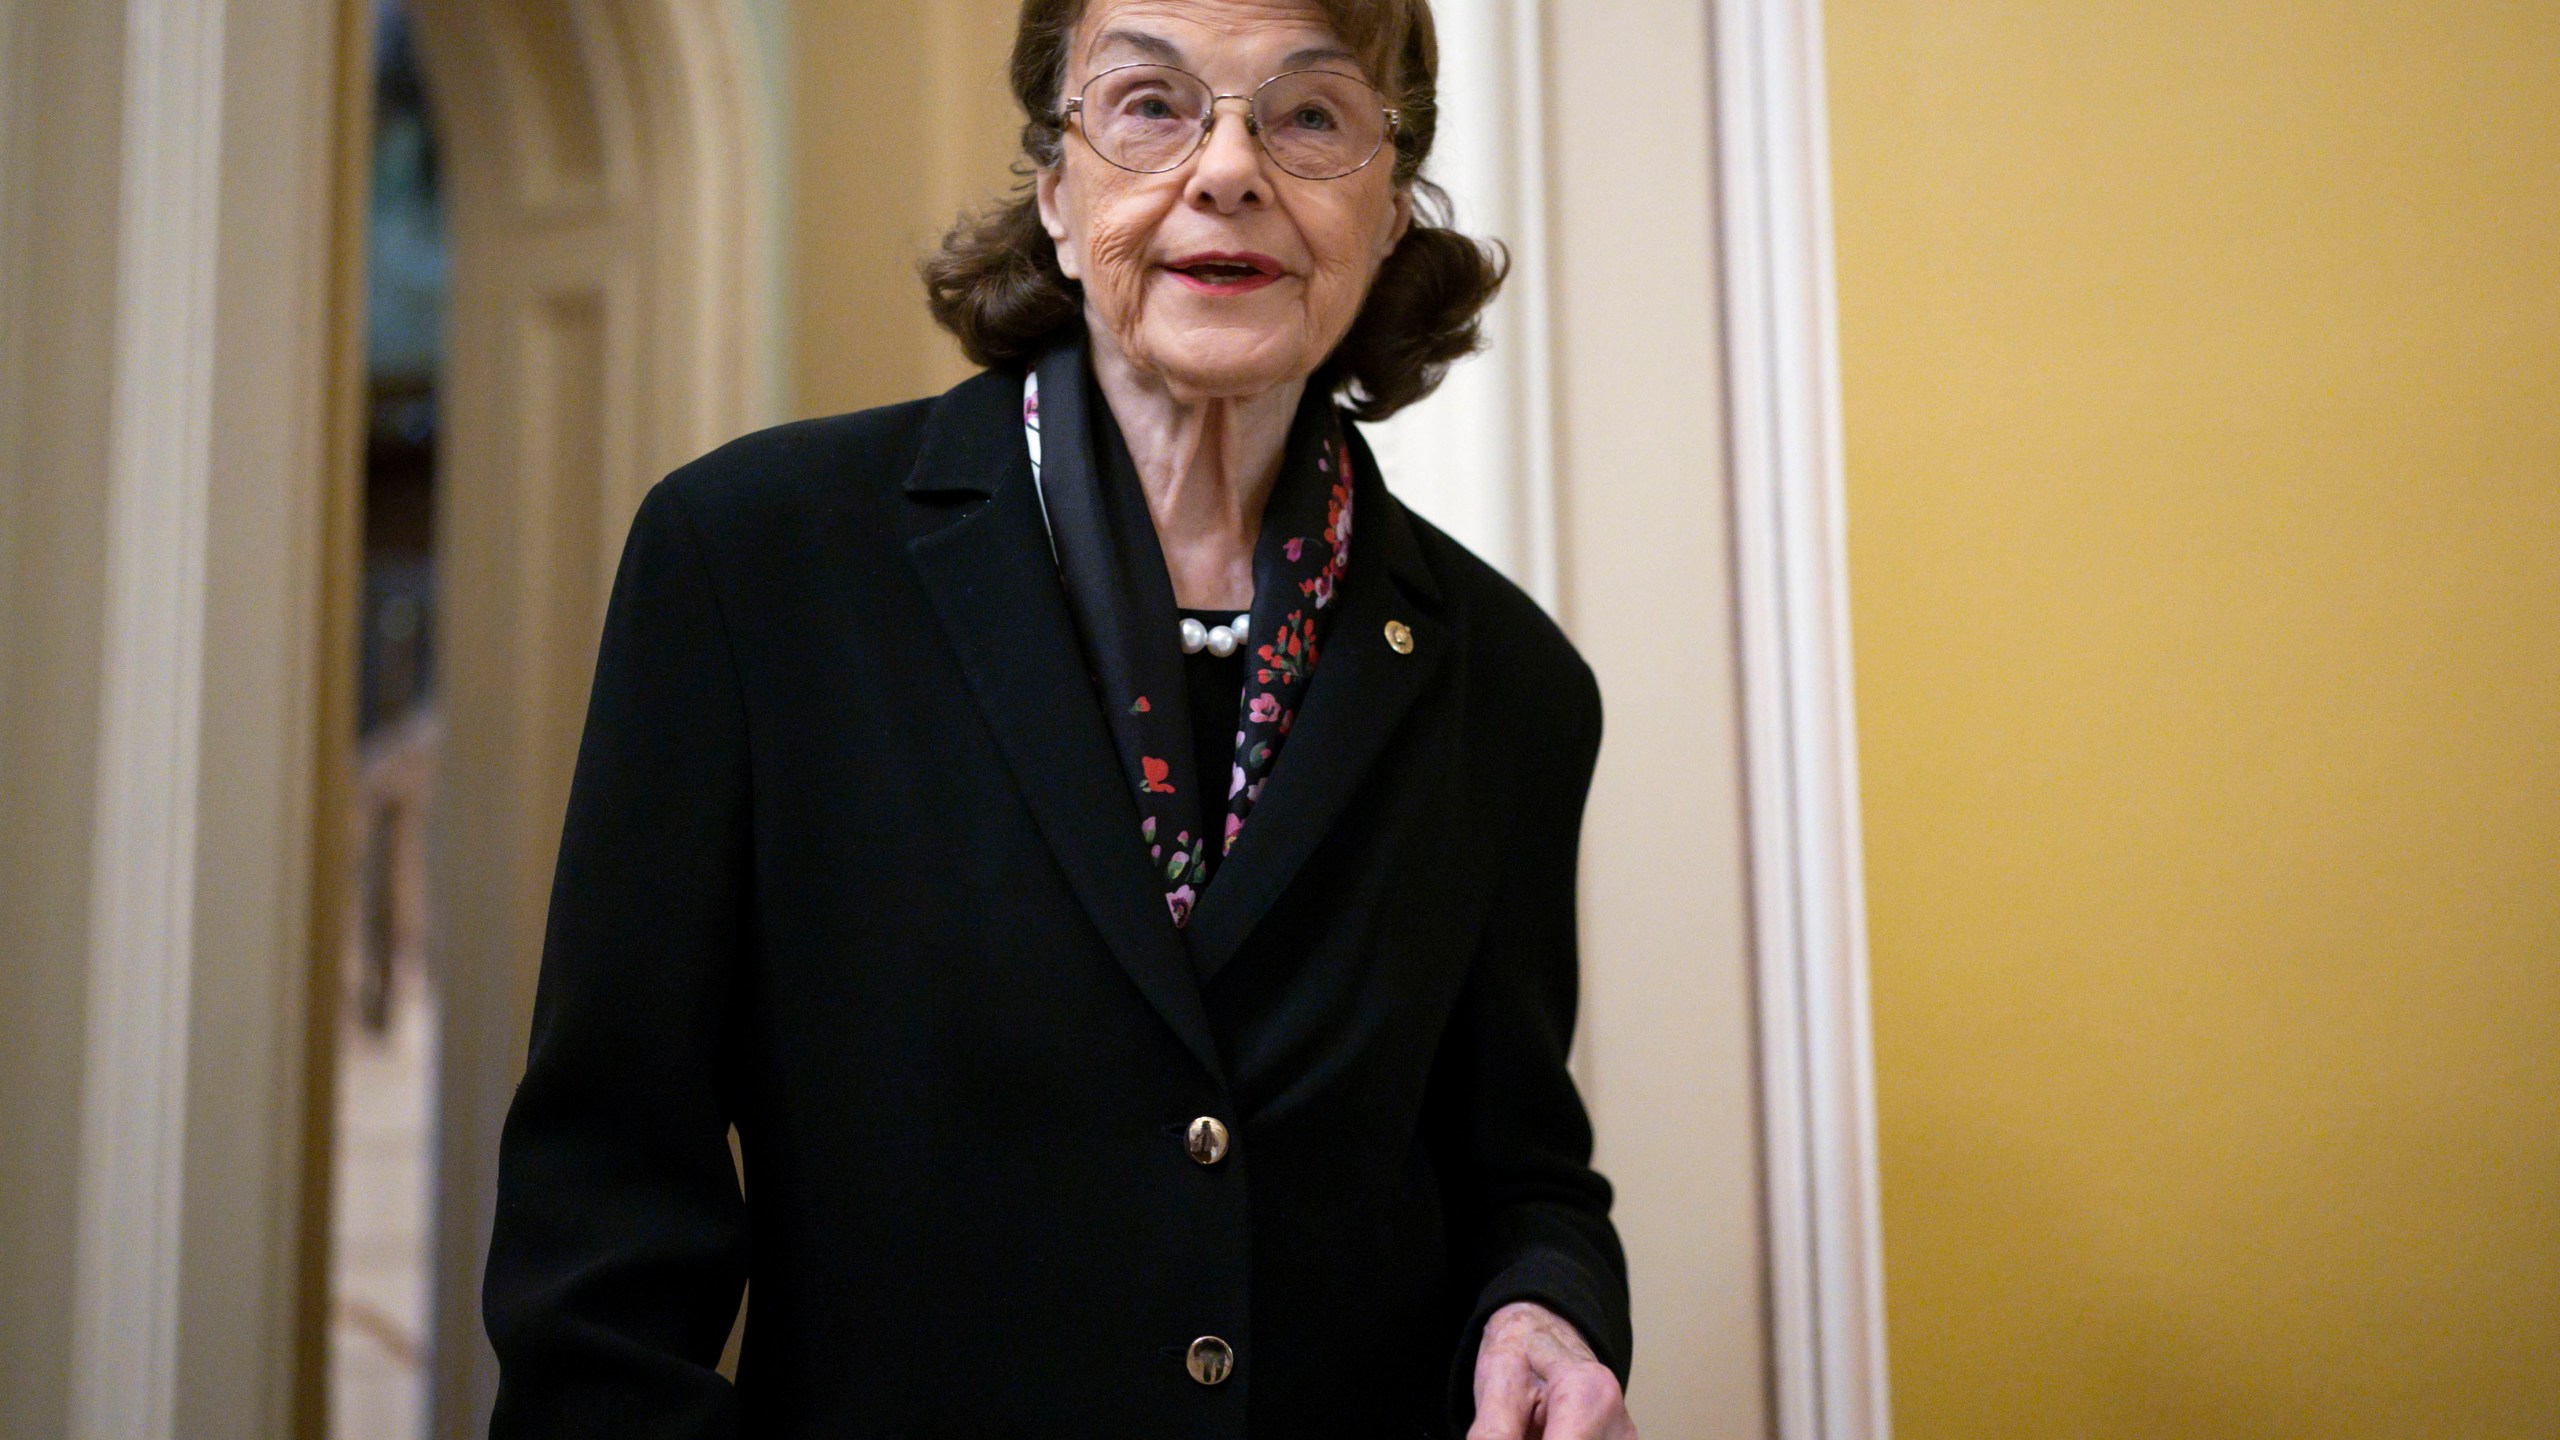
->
<box><xmin>1468</xmin><ymin>1301</ymin><xmax>1639</xmax><ymax>1440</ymax></box>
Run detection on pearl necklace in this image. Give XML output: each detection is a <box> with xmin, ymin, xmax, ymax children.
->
<box><xmin>1181</xmin><ymin>613</ymin><xmax>1253</xmax><ymax>658</ymax></box>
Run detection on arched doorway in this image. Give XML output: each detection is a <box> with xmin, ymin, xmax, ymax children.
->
<box><xmin>413</xmin><ymin>1</ymin><xmax>772</xmax><ymax>1428</ymax></box>
<box><xmin>321</xmin><ymin>1</ymin><xmax>773</xmax><ymax>1433</ymax></box>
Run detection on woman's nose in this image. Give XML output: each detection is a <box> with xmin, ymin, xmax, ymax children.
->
<box><xmin>1185</xmin><ymin>101</ymin><xmax>1268</xmax><ymax>212</ymax></box>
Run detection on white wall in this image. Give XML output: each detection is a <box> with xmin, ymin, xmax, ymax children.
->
<box><xmin>1363</xmin><ymin>0</ymin><xmax>1556</xmax><ymax>601</ymax></box>
<box><xmin>1550</xmin><ymin>1</ymin><xmax>1773</xmax><ymax>1434</ymax></box>
<box><xmin>1371</xmin><ymin>3</ymin><xmax>1773</xmax><ymax>1433</ymax></box>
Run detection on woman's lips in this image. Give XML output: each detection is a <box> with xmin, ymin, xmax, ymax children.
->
<box><xmin>1163</xmin><ymin>251</ymin><xmax>1286</xmax><ymax>295</ymax></box>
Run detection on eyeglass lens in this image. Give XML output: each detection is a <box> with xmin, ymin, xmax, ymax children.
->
<box><xmin>1080</xmin><ymin>65</ymin><xmax>1388</xmax><ymax>180</ymax></box>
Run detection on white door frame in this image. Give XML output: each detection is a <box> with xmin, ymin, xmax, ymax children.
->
<box><xmin>1713</xmin><ymin>0</ymin><xmax>1894</xmax><ymax>1436</ymax></box>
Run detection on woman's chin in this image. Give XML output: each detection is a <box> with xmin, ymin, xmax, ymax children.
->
<box><xmin>1139</xmin><ymin>336</ymin><xmax>1315</xmax><ymax>405</ymax></box>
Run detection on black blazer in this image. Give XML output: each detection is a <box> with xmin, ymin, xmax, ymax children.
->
<box><xmin>482</xmin><ymin>367</ymin><xmax>1632</xmax><ymax>1439</ymax></box>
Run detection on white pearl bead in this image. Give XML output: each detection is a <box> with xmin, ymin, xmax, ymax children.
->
<box><xmin>1232</xmin><ymin>614</ymin><xmax>1251</xmax><ymax>641</ymax></box>
<box><xmin>1180</xmin><ymin>618</ymin><xmax>1208</xmax><ymax>653</ymax></box>
<box><xmin>1206</xmin><ymin>625</ymin><xmax>1238</xmax><ymax>657</ymax></box>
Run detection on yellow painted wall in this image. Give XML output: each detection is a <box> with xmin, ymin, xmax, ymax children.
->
<box><xmin>1825</xmin><ymin>3</ymin><xmax>2560</xmax><ymax>1436</ymax></box>
<box><xmin>789</xmin><ymin>0</ymin><xmax>1022</xmax><ymax>415</ymax></box>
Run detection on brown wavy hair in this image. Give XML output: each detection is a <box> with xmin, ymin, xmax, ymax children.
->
<box><xmin>922</xmin><ymin>0</ymin><xmax>1506</xmax><ymax>423</ymax></box>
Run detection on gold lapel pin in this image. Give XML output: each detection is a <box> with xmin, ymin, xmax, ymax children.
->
<box><xmin>1384</xmin><ymin>620</ymin><xmax>1415</xmax><ymax>655</ymax></box>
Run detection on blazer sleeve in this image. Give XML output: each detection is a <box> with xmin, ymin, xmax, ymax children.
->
<box><xmin>1430</xmin><ymin>659</ymin><xmax>1633</xmax><ymax>1431</ymax></box>
<box><xmin>482</xmin><ymin>481</ymin><xmax>752</xmax><ymax>1438</ymax></box>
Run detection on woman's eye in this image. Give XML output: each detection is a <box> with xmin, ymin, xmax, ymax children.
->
<box><xmin>1136</xmin><ymin>98</ymin><xmax>1176</xmax><ymax>120</ymax></box>
<box><xmin>1290</xmin><ymin>106</ymin><xmax>1336</xmax><ymax>132</ymax></box>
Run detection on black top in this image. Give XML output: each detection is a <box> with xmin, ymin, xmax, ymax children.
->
<box><xmin>479</xmin><ymin>367</ymin><xmax>1630</xmax><ymax>1440</ymax></box>
<box><xmin>1179</xmin><ymin>609</ymin><xmax>1249</xmax><ymax>858</ymax></box>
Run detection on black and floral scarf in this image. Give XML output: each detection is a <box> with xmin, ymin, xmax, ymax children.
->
<box><xmin>1023</xmin><ymin>336</ymin><xmax>1355</xmax><ymax>930</ymax></box>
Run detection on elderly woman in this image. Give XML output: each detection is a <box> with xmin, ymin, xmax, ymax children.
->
<box><xmin>482</xmin><ymin>1</ymin><xmax>1636</xmax><ymax>1436</ymax></box>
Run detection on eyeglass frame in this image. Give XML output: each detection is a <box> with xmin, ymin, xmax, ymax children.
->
<box><xmin>1058</xmin><ymin>62</ymin><xmax>1404</xmax><ymax>181</ymax></box>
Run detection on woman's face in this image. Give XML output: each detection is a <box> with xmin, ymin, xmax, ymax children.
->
<box><xmin>1037</xmin><ymin>0</ymin><xmax>1413</xmax><ymax>401</ymax></box>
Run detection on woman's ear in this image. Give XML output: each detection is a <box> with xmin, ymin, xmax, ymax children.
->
<box><xmin>1383</xmin><ymin>185</ymin><xmax>1415</xmax><ymax>260</ymax></box>
<box><xmin>1036</xmin><ymin>166</ymin><xmax>1083</xmax><ymax>282</ymax></box>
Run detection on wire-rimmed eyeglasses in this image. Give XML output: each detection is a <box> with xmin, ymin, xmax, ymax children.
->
<box><xmin>1060</xmin><ymin>63</ymin><xmax>1401</xmax><ymax>182</ymax></box>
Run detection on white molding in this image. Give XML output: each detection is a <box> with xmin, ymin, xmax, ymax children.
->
<box><xmin>1711</xmin><ymin>1</ymin><xmax>1893</xmax><ymax>1438</ymax></box>
<box><xmin>1362</xmin><ymin>0</ymin><xmax>1558</xmax><ymax>608</ymax></box>
<box><xmin>70</xmin><ymin>0</ymin><xmax>230</xmax><ymax>1433</ymax></box>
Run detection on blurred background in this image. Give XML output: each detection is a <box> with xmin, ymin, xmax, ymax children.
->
<box><xmin>1</xmin><ymin>0</ymin><xmax>2552</xmax><ymax>1438</ymax></box>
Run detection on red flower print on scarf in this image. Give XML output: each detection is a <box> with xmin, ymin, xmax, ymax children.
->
<box><xmin>1220</xmin><ymin>443</ymin><xmax>1354</xmax><ymax>856</ymax></box>
<box><xmin>1255</xmin><ymin>615</ymin><xmax>1309</xmax><ymax>687</ymax></box>
<box><xmin>1019</xmin><ymin>362</ymin><xmax>1356</xmax><ymax>919</ymax></box>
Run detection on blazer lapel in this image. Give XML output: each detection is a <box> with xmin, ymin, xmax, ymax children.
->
<box><xmin>1185</xmin><ymin>429</ymin><xmax>1452</xmax><ymax>983</ymax></box>
<box><xmin>900</xmin><ymin>372</ymin><xmax>1225</xmax><ymax>1082</ymax></box>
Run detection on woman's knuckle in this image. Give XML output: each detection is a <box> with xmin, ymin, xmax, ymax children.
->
<box><xmin>1556</xmin><ymin>1365</ymin><xmax>1620</xmax><ymax>1407</ymax></box>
